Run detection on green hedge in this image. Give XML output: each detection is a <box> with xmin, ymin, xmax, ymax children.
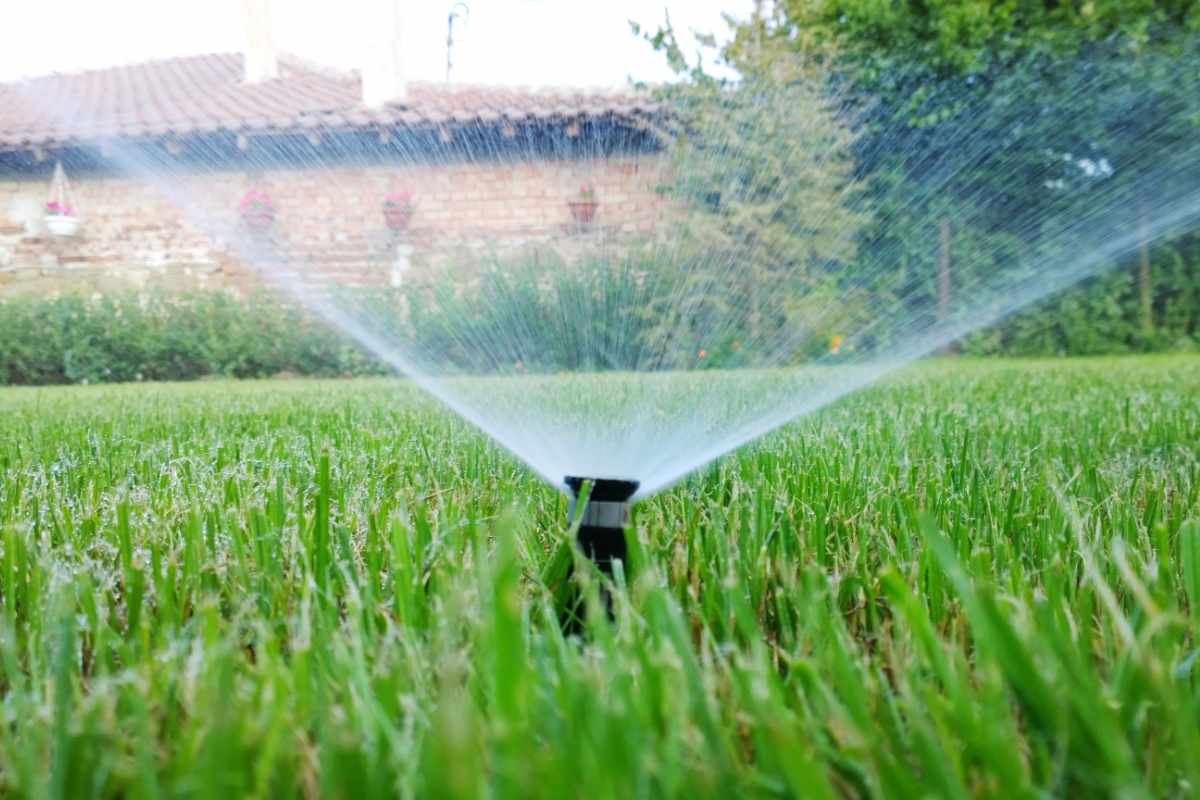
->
<box><xmin>0</xmin><ymin>292</ymin><xmax>386</xmax><ymax>385</ymax></box>
<box><xmin>1</xmin><ymin>266</ymin><xmax>1197</xmax><ymax>387</ymax></box>
<box><xmin>963</xmin><ymin>243</ymin><xmax>1200</xmax><ymax>356</ymax></box>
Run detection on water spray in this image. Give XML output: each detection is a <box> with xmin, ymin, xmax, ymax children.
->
<box><xmin>9</xmin><ymin>41</ymin><xmax>1200</xmax><ymax>510</ymax></box>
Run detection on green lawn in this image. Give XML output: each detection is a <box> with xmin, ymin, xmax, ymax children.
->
<box><xmin>1</xmin><ymin>356</ymin><xmax>1199</xmax><ymax>798</ymax></box>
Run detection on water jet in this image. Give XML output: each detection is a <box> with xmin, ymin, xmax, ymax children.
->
<box><xmin>9</xmin><ymin>43</ymin><xmax>1200</xmax><ymax>507</ymax></box>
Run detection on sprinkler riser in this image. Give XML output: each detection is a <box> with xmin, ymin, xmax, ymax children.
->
<box><xmin>564</xmin><ymin>476</ymin><xmax>638</xmax><ymax>575</ymax></box>
<box><xmin>567</xmin><ymin>497</ymin><xmax>630</xmax><ymax>529</ymax></box>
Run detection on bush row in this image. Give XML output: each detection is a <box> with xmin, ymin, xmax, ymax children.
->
<box><xmin>0</xmin><ymin>266</ymin><xmax>1196</xmax><ymax>386</ymax></box>
<box><xmin>963</xmin><ymin>244</ymin><xmax>1200</xmax><ymax>356</ymax></box>
<box><xmin>0</xmin><ymin>292</ymin><xmax>386</xmax><ymax>385</ymax></box>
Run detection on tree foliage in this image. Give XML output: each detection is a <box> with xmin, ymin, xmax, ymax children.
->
<box><xmin>642</xmin><ymin>0</ymin><xmax>1200</xmax><ymax>355</ymax></box>
<box><xmin>751</xmin><ymin>0</ymin><xmax>1200</xmax><ymax>75</ymax></box>
<box><xmin>636</xmin><ymin>18</ymin><xmax>870</xmax><ymax>363</ymax></box>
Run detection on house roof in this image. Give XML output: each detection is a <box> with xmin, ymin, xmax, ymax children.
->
<box><xmin>0</xmin><ymin>53</ymin><xmax>658</xmax><ymax>151</ymax></box>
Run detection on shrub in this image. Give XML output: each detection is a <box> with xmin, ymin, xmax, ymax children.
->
<box><xmin>0</xmin><ymin>291</ymin><xmax>388</xmax><ymax>386</ymax></box>
<box><xmin>1</xmin><ymin>242</ymin><xmax>1196</xmax><ymax>387</ymax></box>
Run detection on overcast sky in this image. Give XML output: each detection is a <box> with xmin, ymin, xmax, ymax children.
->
<box><xmin>1</xmin><ymin>0</ymin><xmax>753</xmax><ymax>85</ymax></box>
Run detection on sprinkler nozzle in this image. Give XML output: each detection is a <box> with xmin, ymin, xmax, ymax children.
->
<box><xmin>564</xmin><ymin>476</ymin><xmax>638</xmax><ymax>575</ymax></box>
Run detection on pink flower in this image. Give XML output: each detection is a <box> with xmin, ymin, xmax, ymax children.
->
<box><xmin>384</xmin><ymin>191</ymin><xmax>415</xmax><ymax>212</ymax></box>
<box><xmin>239</xmin><ymin>190</ymin><xmax>274</xmax><ymax>214</ymax></box>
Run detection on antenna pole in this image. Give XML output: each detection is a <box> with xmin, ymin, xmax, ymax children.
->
<box><xmin>446</xmin><ymin>2</ymin><xmax>470</xmax><ymax>82</ymax></box>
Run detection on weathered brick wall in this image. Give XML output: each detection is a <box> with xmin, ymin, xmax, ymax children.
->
<box><xmin>0</xmin><ymin>154</ymin><xmax>670</xmax><ymax>296</ymax></box>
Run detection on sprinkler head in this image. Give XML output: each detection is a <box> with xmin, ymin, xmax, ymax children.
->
<box><xmin>564</xmin><ymin>476</ymin><xmax>639</xmax><ymax>576</ymax></box>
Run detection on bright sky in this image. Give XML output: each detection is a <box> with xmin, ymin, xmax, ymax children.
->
<box><xmin>1</xmin><ymin>0</ymin><xmax>753</xmax><ymax>85</ymax></box>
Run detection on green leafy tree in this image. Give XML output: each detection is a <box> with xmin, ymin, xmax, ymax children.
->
<box><xmin>719</xmin><ymin>0</ymin><xmax>1200</xmax><ymax>343</ymax></box>
<box><xmin>751</xmin><ymin>0</ymin><xmax>1200</xmax><ymax>75</ymax></box>
<box><xmin>635</xmin><ymin>17</ymin><xmax>870</xmax><ymax>365</ymax></box>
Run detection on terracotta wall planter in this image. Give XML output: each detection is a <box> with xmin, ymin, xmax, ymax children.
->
<box><xmin>568</xmin><ymin>200</ymin><xmax>598</xmax><ymax>224</ymax></box>
<box><xmin>242</xmin><ymin>210</ymin><xmax>275</xmax><ymax>233</ymax></box>
<box><xmin>384</xmin><ymin>207</ymin><xmax>413</xmax><ymax>231</ymax></box>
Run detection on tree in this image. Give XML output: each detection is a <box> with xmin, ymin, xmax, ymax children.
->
<box><xmin>635</xmin><ymin>15</ymin><xmax>870</xmax><ymax>366</ymax></box>
<box><xmin>639</xmin><ymin>3</ymin><xmax>1200</xmax><ymax>356</ymax></box>
<box><xmin>719</xmin><ymin>1</ymin><xmax>1200</xmax><ymax>338</ymax></box>
<box><xmin>750</xmin><ymin>0</ymin><xmax>1200</xmax><ymax>75</ymax></box>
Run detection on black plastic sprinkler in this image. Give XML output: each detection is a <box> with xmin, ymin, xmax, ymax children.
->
<box><xmin>561</xmin><ymin>476</ymin><xmax>639</xmax><ymax>633</ymax></box>
<box><xmin>565</xmin><ymin>476</ymin><xmax>639</xmax><ymax>575</ymax></box>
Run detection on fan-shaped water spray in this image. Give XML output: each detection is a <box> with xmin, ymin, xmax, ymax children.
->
<box><xmin>9</xmin><ymin>42</ymin><xmax>1200</xmax><ymax>498</ymax></box>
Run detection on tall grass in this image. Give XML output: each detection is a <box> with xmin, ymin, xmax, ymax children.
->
<box><xmin>0</xmin><ymin>356</ymin><xmax>1197</xmax><ymax>797</ymax></box>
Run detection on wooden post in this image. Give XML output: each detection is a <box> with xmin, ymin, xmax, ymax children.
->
<box><xmin>937</xmin><ymin>217</ymin><xmax>951</xmax><ymax>323</ymax></box>
<box><xmin>1138</xmin><ymin>197</ymin><xmax>1153</xmax><ymax>334</ymax></box>
<box><xmin>748</xmin><ymin>266</ymin><xmax>761</xmax><ymax>343</ymax></box>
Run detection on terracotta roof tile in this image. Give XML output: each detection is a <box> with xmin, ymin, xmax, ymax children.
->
<box><xmin>0</xmin><ymin>53</ymin><xmax>655</xmax><ymax>151</ymax></box>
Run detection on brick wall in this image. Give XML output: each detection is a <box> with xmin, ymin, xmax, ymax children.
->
<box><xmin>0</xmin><ymin>154</ymin><xmax>670</xmax><ymax>296</ymax></box>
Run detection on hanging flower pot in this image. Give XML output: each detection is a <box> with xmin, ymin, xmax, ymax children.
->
<box><xmin>239</xmin><ymin>189</ymin><xmax>276</xmax><ymax>234</ymax></box>
<box><xmin>44</xmin><ymin>202</ymin><xmax>81</xmax><ymax>237</ymax></box>
<box><xmin>568</xmin><ymin>181</ymin><xmax>598</xmax><ymax>225</ymax></box>
<box><xmin>44</xmin><ymin>163</ymin><xmax>81</xmax><ymax>237</ymax></box>
<box><xmin>383</xmin><ymin>191</ymin><xmax>415</xmax><ymax>232</ymax></box>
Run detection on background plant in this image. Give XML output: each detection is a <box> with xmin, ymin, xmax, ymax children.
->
<box><xmin>676</xmin><ymin>0</ymin><xmax>1200</xmax><ymax>350</ymax></box>
<box><xmin>0</xmin><ymin>291</ymin><xmax>385</xmax><ymax>385</ymax></box>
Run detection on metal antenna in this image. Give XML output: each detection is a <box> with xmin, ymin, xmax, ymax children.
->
<box><xmin>446</xmin><ymin>2</ymin><xmax>470</xmax><ymax>82</ymax></box>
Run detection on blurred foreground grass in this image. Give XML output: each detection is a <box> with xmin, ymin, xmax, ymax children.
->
<box><xmin>0</xmin><ymin>356</ymin><xmax>1198</xmax><ymax>798</ymax></box>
